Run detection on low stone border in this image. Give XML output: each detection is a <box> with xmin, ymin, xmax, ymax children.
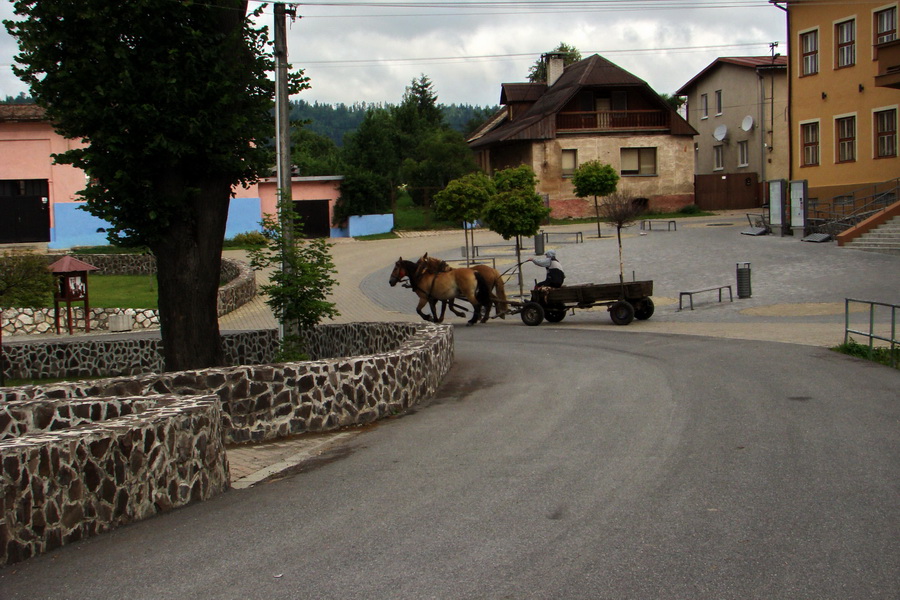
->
<box><xmin>0</xmin><ymin>322</ymin><xmax>454</xmax><ymax>566</ymax></box>
<box><xmin>0</xmin><ymin>394</ymin><xmax>229</xmax><ymax>566</ymax></box>
<box><xmin>1</xmin><ymin>256</ymin><xmax>255</xmax><ymax>336</ymax></box>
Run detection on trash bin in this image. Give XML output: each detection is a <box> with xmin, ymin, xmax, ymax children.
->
<box><xmin>534</xmin><ymin>231</ymin><xmax>545</xmax><ymax>256</ymax></box>
<box><xmin>736</xmin><ymin>262</ymin><xmax>752</xmax><ymax>298</ymax></box>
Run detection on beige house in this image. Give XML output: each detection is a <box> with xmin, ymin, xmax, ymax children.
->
<box><xmin>468</xmin><ymin>54</ymin><xmax>698</xmax><ymax>217</ymax></box>
<box><xmin>676</xmin><ymin>56</ymin><xmax>789</xmax><ymax>209</ymax></box>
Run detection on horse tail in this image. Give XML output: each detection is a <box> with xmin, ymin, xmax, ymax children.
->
<box><xmin>474</xmin><ymin>271</ymin><xmax>491</xmax><ymax>307</ymax></box>
<box><xmin>492</xmin><ymin>270</ymin><xmax>508</xmax><ymax>316</ymax></box>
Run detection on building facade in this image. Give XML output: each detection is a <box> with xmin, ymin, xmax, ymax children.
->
<box><xmin>468</xmin><ymin>54</ymin><xmax>697</xmax><ymax>217</ymax></box>
<box><xmin>780</xmin><ymin>0</ymin><xmax>899</xmax><ymax>209</ymax></box>
<box><xmin>676</xmin><ymin>56</ymin><xmax>789</xmax><ymax>209</ymax></box>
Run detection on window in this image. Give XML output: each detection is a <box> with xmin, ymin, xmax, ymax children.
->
<box><xmin>561</xmin><ymin>149</ymin><xmax>577</xmax><ymax>176</ymax></box>
<box><xmin>800</xmin><ymin>30</ymin><xmax>819</xmax><ymax>75</ymax></box>
<box><xmin>620</xmin><ymin>147</ymin><xmax>657</xmax><ymax>176</ymax></box>
<box><xmin>876</xmin><ymin>7</ymin><xmax>897</xmax><ymax>44</ymax></box>
<box><xmin>801</xmin><ymin>122</ymin><xmax>820</xmax><ymax>166</ymax></box>
<box><xmin>738</xmin><ymin>141</ymin><xmax>749</xmax><ymax>167</ymax></box>
<box><xmin>836</xmin><ymin>116</ymin><xmax>856</xmax><ymax>162</ymax></box>
<box><xmin>715</xmin><ymin>90</ymin><xmax>723</xmax><ymax>115</ymax></box>
<box><xmin>713</xmin><ymin>145</ymin><xmax>724</xmax><ymax>171</ymax></box>
<box><xmin>700</xmin><ymin>94</ymin><xmax>708</xmax><ymax>119</ymax></box>
<box><xmin>836</xmin><ymin>19</ymin><xmax>855</xmax><ymax>68</ymax></box>
<box><xmin>875</xmin><ymin>109</ymin><xmax>897</xmax><ymax>158</ymax></box>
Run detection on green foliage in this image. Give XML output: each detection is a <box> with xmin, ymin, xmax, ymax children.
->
<box><xmin>528</xmin><ymin>43</ymin><xmax>582</xmax><ymax>83</ymax></box>
<box><xmin>400</xmin><ymin>129</ymin><xmax>478</xmax><ymax>205</ymax></box>
<box><xmin>659</xmin><ymin>93</ymin><xmax>687</xmax><ymax>111</ymax></box>
<box><xmin>342</xmin><ymin>108</ymin><xmax>402</xmax><ymax>181</ymax></box>
<box><xmin>678</xmin><ymin>204</ymin><xmax>702</xmax><ymax>215</ymax></box>
<box><xmin>274</xmin><ymin>335</ymin><xmax>310</xmax><ymax>363</ymax></box>
<box><xmin>572</xmin><ymin>160</ymin><xmax>620</xmax><ymax>199</ymax></box>
<box><xmin>0</xmin><ymin>251</ymin><xmax>54</xmax><ymax>307</ymax></box>
<box><xmin>291</xmin><ymin>125</ymin><xmax>344</xmax><ymax>176</ymax></box>
<box><xmin>87</xmin><ymin>275</ymin><xmax>158</xmax><ymax>309</ymax></box>
<box><xmin>248</xmin><ymin>211</ymin><xmax>340</xmax><ymax>331</ymax></box>
<box><xmin>433</xmin><ymin>171</ymin><xmax>496</xmax><ymax>224</ymax></box>
<box><xmin>832</xmin><ymin>339</ymin><xmax>899</xmax><ymax>369</ymax></box>
<box><xmin>333</xmin><ymin>169</ymin><xmax>392</xmax><ymax>225</ymax></box>
<box><xmin>481</xmin><ymin>167</ymin><xmax>550</xmax><ymax>240</ymax></box>
<box><xmin>224</xmin><ymin>231</ymin><xmax>267</xmax><ymax>249</ymax></box>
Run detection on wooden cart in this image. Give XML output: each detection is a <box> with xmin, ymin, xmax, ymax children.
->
<box><xmin>514</xmin><ymin>280</ymin><xmax>654</xmax><ymax>326</ymax></box>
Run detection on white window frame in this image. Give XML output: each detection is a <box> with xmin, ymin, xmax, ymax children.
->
<box><xmin>737</xmin><ymin>140</ymin><xmax>750</xmax><ymax>167</ymax></box>
<box><xmin>835</xmin><ymin>17</ymin><xmax>856</xmax><ymax>68</ymax></box>
<box><xmin>874</xmin><ymin>4</ymin><xmax>898</xmax><ymax>46</ymax></box>
<box><xmin>834</xmin><ymin>113</ymin><xmax>857</xmax><ymax>163</ymax></box>
<box><xmin>799</xmin><ymin>119</ymin><xmax>821</xmax><ymax>167</ymax></box>
<box><xmin>713</xmin><ymin>145</ymin><xmax>724</xmax><ymax>171</ymax></box>
<box><xmin>799</xmin><ymin>27</ymin><xmax>819</xmax><ymax>76</ymax></box>
<box><xmin>872</xmin><ymin>105</ymin><xmax>898</xmax><ymax>158</ymax></box>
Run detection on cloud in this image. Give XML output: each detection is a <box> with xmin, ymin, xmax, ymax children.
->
<box><xmin>1</xmin><ymin>2</ymin><xmax>785</xmax><ymax>107</ymax></box>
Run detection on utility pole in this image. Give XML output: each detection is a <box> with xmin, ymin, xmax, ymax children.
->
<box><xmin>274</xmin><ymin>2</ymin><xmax>295</xmax><ymax>336</ymax></box>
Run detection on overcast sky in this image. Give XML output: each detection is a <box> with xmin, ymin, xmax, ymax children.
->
<box><xmin>1</xmin><ymin>0</ymin><xmax>786</xmax><ymax>107</ymax></box>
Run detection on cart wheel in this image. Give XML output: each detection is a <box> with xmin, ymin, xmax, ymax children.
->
<box><xmin>544</xmin><ymin>307</ymin><xmax>567</xmax><ymax>323</ymax></box>
<box><xmin>632</xmin><ymin>297</ymin><xmax>655</xmax><ymax>320</ymax></box>
<box><xmin>521</xmin><ymin>302</ymin><xmax>545</xmax><ymax>326</ymax></box>
<box><xmin>609</xmin><ymin>300</ymin><xmax>635</xmax><ymax>326</ymax></box>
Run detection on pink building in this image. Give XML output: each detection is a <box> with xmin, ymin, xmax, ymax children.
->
<box><xmin>0</xmin><ymin>105</ymin><xmax>355</xmax><ymax>247</ymax></box>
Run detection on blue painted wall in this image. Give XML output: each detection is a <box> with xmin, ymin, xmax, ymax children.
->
<box><xmin>49</xmin><ymin>198</ymin><xmax>264</xmax><ymax>249</ymax></box>
<box><xmin>347</xmin><ymin>213</ymin><xmax>394</xmax><ymax>237</ymax></box>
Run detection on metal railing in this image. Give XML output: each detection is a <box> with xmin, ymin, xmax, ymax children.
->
<box><xmin>808</xmin><ymin>178</ymin><xmax>899</xmax><ymax>236</ymax></box>
<box><xmin>844</xmin><ymin>298</ymin><xmax>899</xmax><ymax>368</ymax></box>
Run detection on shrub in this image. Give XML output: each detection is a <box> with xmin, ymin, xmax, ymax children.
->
<box><xmin>225</xmin><ymin>231</ymin><xmax>267</xmax><ymax>248</ymax></box>
<box><xmin>679</xmin><ymin>204</ymin><xmax>702</xmax><ymax>215</ymax></box>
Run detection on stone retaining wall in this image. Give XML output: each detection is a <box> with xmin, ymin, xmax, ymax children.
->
<box><xmin>0</xmin><ymin>322</ymin><xmax>454</xmax><ymax>566</ymax></box>
<box><xmin>0</xmin><ymin>394</ymin><xmax>229</xmax><ymax>565</ymax></box>
<box><xmin>1</xmin><ymin>256</ymin><xmax>255</xmax><ymax>336</ymax></box>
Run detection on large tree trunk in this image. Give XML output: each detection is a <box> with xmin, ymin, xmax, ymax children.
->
<box><xmin>151</xmin><ymin>177</ymin><xmax>231</xmax><ymax>372</ymax></box>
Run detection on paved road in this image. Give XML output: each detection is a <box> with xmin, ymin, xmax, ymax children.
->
<box><xmin>3</xmin><ymin>327</ymin><xmax>897</xmax><ymax>599</ymax></box>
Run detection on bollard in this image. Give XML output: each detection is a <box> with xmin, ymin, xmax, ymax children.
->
<box><xmin>534</xmin><ymin>232</ymin><xmax>545</xmax><ymax>255</ymax></box>
<box><xmin>736</xmin><ymin>262</ymin><xmax>752</xmax><ymax>298</ymax></box>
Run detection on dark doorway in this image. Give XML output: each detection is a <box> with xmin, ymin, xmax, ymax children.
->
<box><xmin>0</xmin><ymin>179</ymin><xmax>51</xmax><ymax>243</ymax></box>
<box><xmin>292</xmin><ymin>199</ymin><xmax>331</xmax><ymax>238</ymax></box>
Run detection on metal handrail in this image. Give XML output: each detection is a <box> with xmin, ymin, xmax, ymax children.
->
<box><xmin>809</xmin><ymin>178</ymin><xmax>899</xmax><ymax>235</ymax></box>
<box><xmin>844</xmin><ymin>298</ymin><xmax>899</xmax><ymax>368</ymax></box>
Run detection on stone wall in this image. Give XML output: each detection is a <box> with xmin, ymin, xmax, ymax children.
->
<box><xmin>0</xmin><ymin>394</ymin><xmax>229</xmax><ymax>566</ymax></box>
<box><xmin>1</xmin><ymin>256</ymin><xmax>255</xmax><ymax>336</ymax></box>
<box><xmin>3</xmin><ymin>329</ymin><xmax>278</xmax><ymax>380</ymax></box>
<box><xmin>0</xmin><ymin>323</ymin><xmax>454</xmax><ymax>566</ymax></box>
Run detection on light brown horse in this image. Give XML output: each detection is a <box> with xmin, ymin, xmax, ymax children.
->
<box><xmin>389</xmin><ymin>257</ymin><xmax>466</xmax><ymax>323</ymax></box>
<box><xmin>409</xmin><ymin>255</ymin><xmax>491</xmax><ymax>325</ymax></box>
<box><xmin>417</xmin><ymin>253</ymin><xmax>509</xmax><ymax>320</ymax></box>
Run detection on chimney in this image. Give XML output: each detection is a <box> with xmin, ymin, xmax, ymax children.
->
<box><xmin>545</xmin><ymin>52</ymin><xmax>566</xmax><ymax>86</ymax></box>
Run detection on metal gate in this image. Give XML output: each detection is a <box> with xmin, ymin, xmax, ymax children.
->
<box><xmin>0</xmin><ymin>179</ymin><xmax>51</xmax><ymax>243</ymax></box>
<box><xmin>694</xmin><ymin>173</ymin><xmax>760</xmax><ymax>210</ymax></box>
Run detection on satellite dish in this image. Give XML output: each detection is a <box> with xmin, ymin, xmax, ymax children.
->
<box><xmin>713</xmin><ymin>124</ymin><xmax>728</xmax><ymax>142</ymax></box>
<box><xmin>741</xmin><ymin>115</ymin><xmax>755</xmax><ymax>132</ymax></box>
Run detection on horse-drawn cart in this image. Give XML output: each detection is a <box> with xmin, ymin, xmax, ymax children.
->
<box><xmin>513</xmin><ymin>280</ymin><xmax>654</xmax><ymax>326</ymax></box>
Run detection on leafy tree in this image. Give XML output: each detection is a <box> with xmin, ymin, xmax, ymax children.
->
<box><xmin>0</xmin><ymin>250</ymin><xmax>54</xmax><ymax>307</ymax></box>
<box><xmin>342</xmin><ymin>108</ymin><xmax>402</xmax><ymax>183</ymax></box>
<box><xmin>527</xmin><ymin>43</ymin><xmax>582</xmax><ymax>83</ymax></box>
<box><xmin>480</xmin><ymin>166</ymin><xmax>550</xmax><ymax>294</ymax></box>
<box><xmin>572</xmin><ymin>160</ymin><xmax>620</xmax><ymax>238</ymax></box>
<box><xmin>400</xmin><ymin>128</ymin><xmax>478</xmax><ymax>206</ymax></box>
<box><xmin>5</xmin><ymin>0</ymin><xmax>302</xmax><ymax>371</ymax></box>
<box><xmin>596</xmin><ymin>193</ymin><xmax>645</xmax><ymax>286</ymax></box>
<box><xmin>397</xmin><ymin>74</ymin><xmax>444</xmax><ymax>131</ymax></box>
<box><xmin>433</xmin><ymin>171</ymin><xmax>495</xmax><ymax>260</ymax></box>
<box><xmin>248</xmin><ymin>208</ymin><xmax>339</xmax><ymax>345</ymax></box>
<box><xmin>332</xmin><ymin>169</ymin><xmax>392</xmax><ymax>225</ymax></box>
<box><xmin>291</xmin><ymin>125</ymin><xmax>344</xmax><ymax>176</ymax></box>
<box><xmin>659</xmin><ymin>93</ymin><xmax>687</xmax><ymax>112</ymax></box>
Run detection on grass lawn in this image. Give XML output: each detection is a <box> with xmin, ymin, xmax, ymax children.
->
<box><xmin>87</xmin><ymin>274</ymin><xmax>158</xmax><ymax>309</ymax></box>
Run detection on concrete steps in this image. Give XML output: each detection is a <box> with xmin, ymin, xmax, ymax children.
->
<box><xmin>845</xmin><ymin>216</ymin><xmax>900</xmax><ymax>256</ymax></box>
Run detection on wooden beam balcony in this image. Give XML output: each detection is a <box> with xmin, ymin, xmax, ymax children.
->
<box><xmin>557</xmin><ymin>110</ymin><xmax>669</xmax><ymax>132</ymax></box>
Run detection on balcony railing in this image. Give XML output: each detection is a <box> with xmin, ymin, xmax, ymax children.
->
<box><xmin>557</xmin><ymin>110</ymin><xmax>669</xmax><ymax>131</ymax></box>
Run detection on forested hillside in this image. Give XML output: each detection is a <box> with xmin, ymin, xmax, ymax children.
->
<box><xmin>290</xmin><ymin>99</ymin><xmax>498</xmax><ymax>146</ymax></box>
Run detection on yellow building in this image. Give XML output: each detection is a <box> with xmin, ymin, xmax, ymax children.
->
<box><xmin>778</xmin><ymin>0</ymin><xmax>899</xmax><ymax>213</ymax></box>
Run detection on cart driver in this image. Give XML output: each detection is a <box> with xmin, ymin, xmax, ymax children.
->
<box><xmin>527</xmin><ymin>250</ymin><xmax>565</xmax><ymax>288</ymax></box>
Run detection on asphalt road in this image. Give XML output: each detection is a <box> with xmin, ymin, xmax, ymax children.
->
<box><xmin>2</xmin><ymin>327</ymin><xmax>897</xmax><ymax>599</ymax></box>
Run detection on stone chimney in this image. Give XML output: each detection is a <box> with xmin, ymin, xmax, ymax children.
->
<box><xmin>545</xmin><ymin>52</ymin><xmax>566</xmax><ymax>86</ymax></box>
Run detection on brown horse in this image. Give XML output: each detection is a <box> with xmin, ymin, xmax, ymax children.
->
<box><xmin>416</xmin><ymin>253</ymin><xmax>509</xmax><ymax>320</ymax></box>
<box><xmin>389</xmin><ymin>257</ymin><xmax>467</xmax><ymax>323</ymax></box>
<box><xmin>394</xmin><ymin>256</ymin><xmax>490</xmax><ymax>325</ymax></box>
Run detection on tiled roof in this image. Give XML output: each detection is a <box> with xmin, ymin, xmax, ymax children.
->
<box><xmin>675</xmin><ymin>56</ymin><xmax>788</xmax><ymax>95</ymax></box>
<box><xmin>0</xmin><ymin>103</ymin><xmax>46</xmax><ymax>122</ymax></box>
